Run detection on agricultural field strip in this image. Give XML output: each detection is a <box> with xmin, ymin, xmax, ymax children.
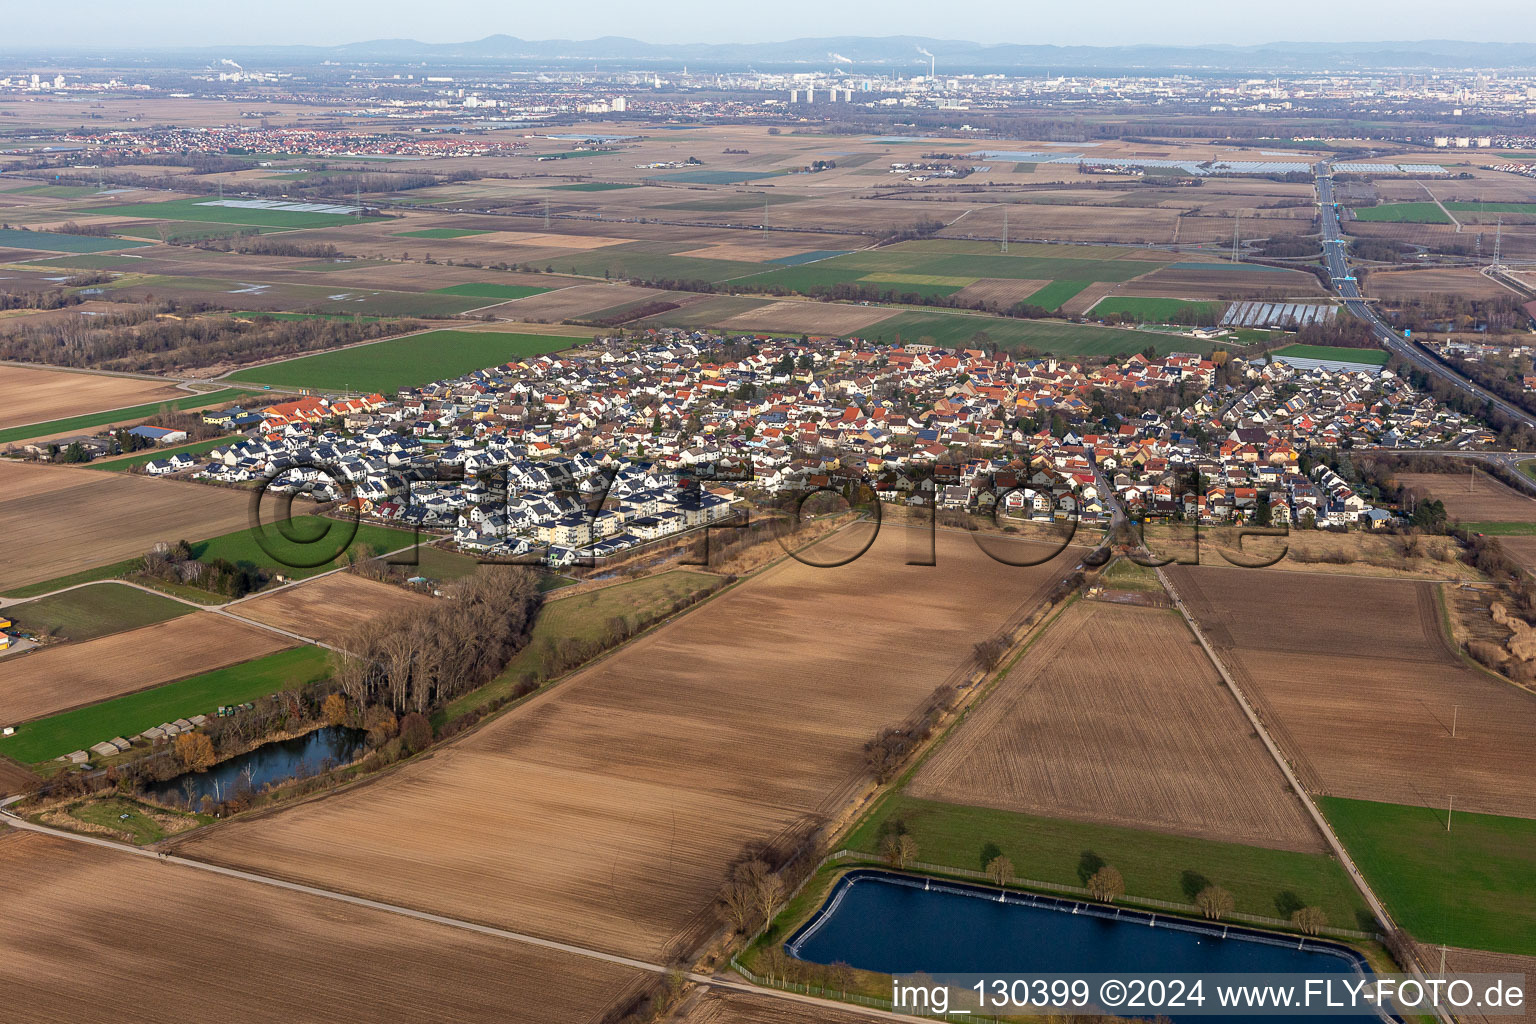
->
<box><xmin>1158</xmin><ymin>565</ymin><xmax>1459</xmax><ymax>1008</ymax></box>
<box><xmin>0</xmin><ymin>811</ymin><xmax>911</xmax><ymax>1024</ymax></box>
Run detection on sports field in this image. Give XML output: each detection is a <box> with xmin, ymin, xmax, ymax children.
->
<box><xmin>1</xmin><ymin>645</ymin><xmax>329</xmax><ymax>764</ymax></box>
<box><xmin>1271</xmin><ymin>344</ymin><xmax>1391</xmax><ymax>366</ymax></box>
<box><xmin>82</xmin><ymin>196</ymin><xmax>364</xmax><ymax>229</ymax></box>
<box><xmin>1321</xmin><ymin>796</ymin><xmax>1536</xmax><ymax>955</ymax></box>
<box><xmin>0</xmin><ymin>228</ymin><xmax>149</xmax><ymax>253</ymax></box>
<box><xmin>1351</xmin><ymin>202</ymin><xmax>1452</xmax><ymax>224</ymax></box>
<box><xmin>226</xmin><ymin>329</ymin><xmax>583</xmax><ymax>392</ymax></box>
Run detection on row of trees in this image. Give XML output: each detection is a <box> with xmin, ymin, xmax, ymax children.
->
<box><xmin>330</xmin><ymin>566</ymin><xmax>541</xmax><ymax>715</ymax></box>
<box><xmin>0</xmin><ymin>300</ymin><xmax>419</xmax><ymax>373</ymax></box>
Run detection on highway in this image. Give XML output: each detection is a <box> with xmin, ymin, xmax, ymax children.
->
<box><xmin>1315</xmin><ymin>162</ymin><xmax>1536</xmax><ymax>429</ymax></box>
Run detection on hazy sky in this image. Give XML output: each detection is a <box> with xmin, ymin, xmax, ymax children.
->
<box><xmin>3</xmin><ymin>0</ymin><xmax>1531</xmax><ymax>50</ymax></box>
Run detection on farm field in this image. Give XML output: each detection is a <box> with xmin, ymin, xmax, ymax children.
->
<box><xmin>81</xmin><ymin>196</ymin><xmax>367</xmax><ymax>229</ymax></box>
<box><xmin>1</xmin><ymin>644</ymin><xmax>329</xmax><ymax>764</ymax></box>
<box><xmin>0</xmin><ymin>611</ymin><xmax>296</xmax><ymax>729</ymax></box>
<box><xmin>1445</xmin><ymin>948</ymin><xmax>1536</xmax><ymax>1024</ymax></box>
<box><xmin>236</xmin><ymin>572</ymin><xmax>433</xmax><ymax>645</ymax></box>
<box><xmin>874</xmin><ymin>311</ymin><xmax>1180</xmax><ymax>355</ymax></box>
<box><xmin>0</xmin><ymin>831</ymin><xmax>645</xmax><ymax>1024</ymax></box>
<box><xmin>0</xmin><ymin>462</ymin><xmax>254</xmax><ymax>592</ymax></box>
<box><xmin>441</xmin><ymin>569</ymin><xmax>725</xmax><ymax>721</ymax></box>
<box><xmin>3</xmin><ymin>582</ymin><xmax>192</xmax><ymax>641</ymax></box>
<box><xmin>1143</xmin><ymin>525</ymin><xmax>1481</xmax><ymax>580</ymax></box>
<box><xmin>674</xmin><ymin>989</ymin><xmax>874</xmax><ymax>1024</ymax></box>
<box><xmin>1365</xmin><ymin>268</ymin><xmax>1512</xmax><ymax>301</ymax></box>
<box><xmin>1397</xmin><ymin>471</ymin><xmax>1536</xmax><ymax>523</ymax></box>
<box><xmin>0</xmin><ymin>386</ymin><xmax>249</xmax><ymax>445</ymax></box>
<box><xmin>226</xmin><ymin>328</ymin><xmax>585</xmax><ymax>392</ymax></box>
<box><xmin>845</xmin><ymin>795</ymin><xmax>1369</xmax><ymax>929</ymax></box>
<box><xmin>430</xmin><ymin>282</ymin><xmax>553</xmax><ymax>301</ymax></box>
<box><xmin>716</xmin><ymin>299</ymin><xmax>899</xmax><ymax>336</ymax></box>
<box><xmin>192</xmin><ymin>515</ymin><xmax>422</xmax><ymax>581</ymax></box>
<box><xmin>0</xmin><ymin>365</ymin><xmax>185</xmax><ymax>433</ymax></box>
<box><xmin>1167</xmin><ymin>566</ymin><xmax>1536</xmax><ymax>819</ymax></box>
<box><xmin>1320</xmin><ymin>796</ymin><xmax>1536</xmax><ymax>955</ymax></box>
<box><xmin>1023</xmin><ymin>279</ymin><xmax>1091</xmax><ymax>311</ymax></box>
<box><xmin>0</xmin><ymin>227</ymin><xmax>150</xmax><ymax>252</ymax></box>
<box><xmin>909</xmin><ymin>601</ymin><xmax>1322</xmax><ymax>851</ymax></box>
<box><xmin>173</xmin><ymin>527</ymin><xmax>1081</xmax><ymax>962</ymax></box>
<box><xmin>1352</xmin><ymin>202</ymin><xmax>1453</xmax><ymax>224</ymax></box>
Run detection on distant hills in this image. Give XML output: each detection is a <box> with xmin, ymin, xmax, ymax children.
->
<box><xmin>11</xmin><ymin>35</ymin><xmax>1536</xmax><ymax>72</ymax></box>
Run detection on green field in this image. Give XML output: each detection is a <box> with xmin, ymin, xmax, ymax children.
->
<box><xmin>1</xmin><ymin>557</ymin><xmax>144</xmax><ymax>601</ymax></box>
<box><xmin>191</xmin><ymin>516</ymin><xmax>421</xmax><ymax>580</ymax></box>
<box><xmin>0</xmin><ymin>228</ymin><xmax>150</xmax><ymax>253</ymax></box>
<box><xmin>89</xmin><ymin>435</ymin><xmax>237</xmax><ymax>472</ymax></box>
<box><xmin>1460</xmin><ymin>522</ymin><xmax>1536</xmax><ymax>536</ymax></box>
<box><xmin>65</xmin><ymin>798</ymin><xmax>200</xmax><ymax>845</ymax></box>
<box><xmin>81</xmin><ymin>197</ymin><xmax>365</xmax><ymax>229</ymax></box>
<box><xmin>0</xmin><ymin>387</ymin><xmax>250</xmax><ymax>445</ymax></box>
<box><xmin>4</xmin><ymin>583</ymin><xmax>192</xmax><ymax>641</ymax></box>
<box><xmin>530</xmin><ymin>149</ymin><xmax>619</xmax><ymax>160</ymax></box>
<box><xmin>872</xmin><ymin>311</ymin><xmax>1173</xmax><ymax>355</ymax></box>
<box><xmin>229</xmin><ymin>310</ymin><xmax>383</xmax><ymax>323</ymax></box>
<box><xmin>1351</xmin><ymin>203</ymin><xmax>1453</xmax><ymax>224</ymax></box>
<box><xmin>439</xmin><ymin>570</ymin><xmax>721</xmax><ymax>723</ymax></box>
<box><xmin>849</xmin><ymin>795</ymin><xmax>1370</xmax><ymax>930</ymax></box>
<box><xmin>227</xmin><ymin>329</ymin><xmax>582</xmax><ymax>392</ymax></box>
<box><xmin>1271</xmin><ymin>343</ymin><xmax>1391</xmax><ymax>366</ymax></box>
<box><xmin>1321</xmin><ymin>797</ymin><xmax>1536</xmax><ymax>955</ymax></box>
<box><xmin>548</xmin><ymin>182</ymin><xmax>640</xmax><ymax>192</ymax></box>
<box><xmin>115</xmin><ymin>221</ymin><xmax>289</xmax><ymax>243</ymax></box>
<box><xmin>1024</xmin><ymin>279</ymin><xmax>1092</xmax><ymax>311</ymax></box>
<box><xmin>551</xmin><ymin>246</ymin><xmax>765</xmax><ymax>285</ymax></box>
<box><xmin>1</xmin><ymin>646</ymin><xmax>331</xmax><ymax>763</ymax></box>
<box><xmin>1092</xmin><ymin>296</ymin><xmax>1223</xmax><ymax>322</ymax></box>
<box><xmin>431</xmin><ymin>282</ymin><xmax>554</xmax><ymax>301</ymax></box>
<box><xmin>392</xmin><ymin>228</ymin><xmax>492</xmax><ymax>239</ymax></box>
<box><xmin>1444</xmin><ymin>202</ymin><xmax>1536</xmax><ymax>215</ymax></box>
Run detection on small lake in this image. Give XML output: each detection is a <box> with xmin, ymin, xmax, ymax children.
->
<box><xmin>788</xmin><ymin>871</ymin><xmax>1387</xmax><ymax>1023</ymax></box>
<box><xmin>145</xmin><ymin>727</ymin><xmax>365</xmax><ymax>806</ymax></box>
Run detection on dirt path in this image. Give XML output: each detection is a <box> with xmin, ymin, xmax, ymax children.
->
<box><xmin>1421</xmin><ymin>183</ymin><xmax>1463</xmax><ymax>233</ymax></box>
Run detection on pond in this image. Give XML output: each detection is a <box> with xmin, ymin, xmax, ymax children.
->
<box><xmin>787</xmin><ymin>871</ymin><xmax>1388</xmax><ymax>1023</ymax></box>
<box><xmin>145</xmin><ymin>726</ymin><xmax>366</xmax><ymax>806</ymax></box>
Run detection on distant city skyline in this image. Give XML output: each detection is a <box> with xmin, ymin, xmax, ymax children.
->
<box><xmin>4</xmin><ymin>0</ymin><xmax>1534</xmax><ymax>52</ymax></box>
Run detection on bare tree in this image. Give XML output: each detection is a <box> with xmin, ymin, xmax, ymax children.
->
<box><xmin>1087</xmin><ymin>866</ymin><xmax>1125</xmax><ymax>904</ymax></box>
<box><xmin>1291</xmin><ymin>906</ymin><xmax>1328</xmax><ymax>936</ymax></box>
<box><xmin>715</xmin><ymin>878</ymin><xmax>755</xmax><ymax>933</ymax></box>
<box><xmin>986</xmin><ymin>854</ymin><xmax>1014</xmax><ymax>888</ymax></box>
<box><xmin>882</xmin><ymin>833</ymin><xmax>918</xmax><ymax>870</ymax></box>
<box><xmin>973</xmin><ymin>635</ymin><xmax>1009</xmax><ymax>671</ymax></box>
<box><xmin>1195</xmin><ymin>885</ymin><xmax>1235</xmax><ymax>921</ymax></box>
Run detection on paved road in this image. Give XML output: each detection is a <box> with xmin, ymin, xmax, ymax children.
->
<box><xmin>1316</xmin><ymin>164</ymin><xmax>1536</xmax><ymax>430</ymax></box>
<box><xmin>0</xmin><ymin>801</ymin><xmax>916</xmax><ymax>1023</ymax></box>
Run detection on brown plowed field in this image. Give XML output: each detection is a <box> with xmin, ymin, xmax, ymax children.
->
<box><xmin>1444</xmin><ymin>947</ymin><xmax>1536</xmax><ymax>1024</ymax></box>
<box><xmin>952</xmin><ymin>278</ymin><xmax>1050</xmax><ymax>307</ymax></box>
<box><xmin>0</xmin><ymin>365</ymin><xmax>184</xmax><ymax>433</ymax></box>
<box><xmin>1365</xmin><ymin>268</ymin><xmax>1512</xmax><ymax>301</ymax></box>
<box><xmin>1167</xmin><ymin>566</ymin><xmax>1536</xmax><ymax>819</ymax></box>
<box><xmin>0</xmin><ymin>831</ymin><xmax>645</xmax><ymax>1024</ymax></box>
<box><xmin>910</xmin><ymin>601</ymin><xmax>1323</xmax><ymax>851</ymax></box>
<box><xmin>1119</xmin><ymin>266</ymin><xmax>1327</xmax><ymax>299</ymax></box>
<box><xmin>0</xmin><ymin>613</ymin><xmax>295</xmax><ymax>725</ymax></box>
<box><xmin>0</xmin><ymin>462</ymin><xmax>254</xmax><ymax>591</ymax></box>
<box><xmin>486</xmin><ymin>282</ymin><xmax>665</xmax><ymax>320</ymax></box>
<box><xmin>1397</xmin><ymin>471</ymin><xmax>1536</xmax><ymax>523</ymax></box>
<box><xmin>718</xmin><ymin>300</ymin><xmax>899</xmax><ymax>335</ymax></box>
<box><xmin>674</xmin><ymin>988</ymin><xmax>876</xmax><ymax>1024</ymax></box>
<box><xmin>174</xmin><ymin>525</ymin><xmax>1080</xmax><ymax>962</ymax></box>
<box><xmin>0</xmin><ymin>757</ymin><xmax>40</xmax><ymax>796</ymax></box>
<box><xmin>1061</xmin><ymin>280</ymin><xmax>1123</xmax><ymax>316</ymax></box>
<box><xmin>235</xmin><ymin>573</ymin><xmax>432</xmax><ymax>644</ymax></box>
